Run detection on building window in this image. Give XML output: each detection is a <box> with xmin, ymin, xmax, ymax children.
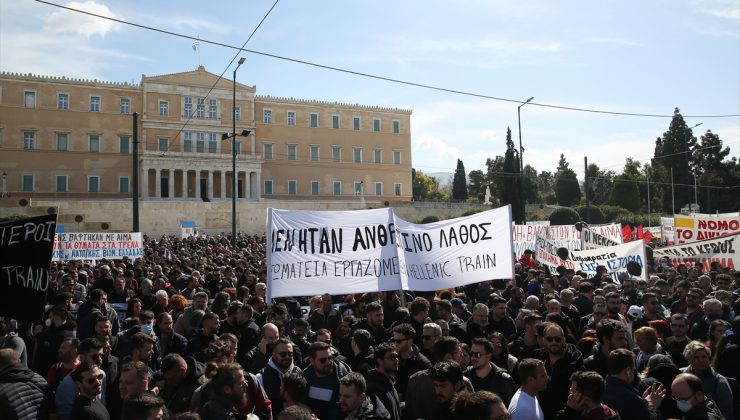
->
<box><xmin>393</xmin><ymin>120</ymin><xmax>400</xmax><ymax>134</ymax></box>
<box><xmin>56</xmin><ymin>133</ymin><xmax>69</xmax><ymax>151</ymax></box>
<box><xmin>393</xmin><ymin>150</ymin><xmax>401</xmax><ymax>165</ymax></box>
<box><xmin>158</xmin><ymin>137</ymin><xmax>169</xmax><ymax>152</ymax></box>
<box><xmin>119</xmin><ymin>136</ymin><xmax>130</xmax><ymax>154</ymax></box>
<box><xmin>333</xmin><ymin>181</ymin><xmax>341</xmax><ymax>196</ymax></box>
<box><xmin>375</xmin><ymin>182</ymin><xmax>383</xmax><ymax>196</ymax></box>
<box><xmin>57</xmin><ymin>93</ymin><xmax>69</xmax><ymax>110</ymax></box>
<box><xmin>332</xmin><ymin>115</ymin><xmax>340</xmax><ymax>129</ymax></box>
<box><xmin>196</xmin><ymin>132</ymin><xmax>205</xmax><ymax>153</ymax></box>
<box><xmin>310</xmin><ymin>113</ymin><xmax>318</xmax><ymax>128</ymax></box>
<box><xmin>208</xmin><ymin>98</ymin><xmax>217</xmax><ymax>119</ymax></box>
<box><xmin>353</xmin><ymin>147</ymin><xmax>362</xmax><ymax>163</ymax></box>
<box><xmin>24</xmin><ymin>91</ymin><xmax>36</xmax><ymax>108</ymax></box>
<box><xmin>88</xmin><ymin>176</ymin><xmax>100</xmax><ymax>193</ymax></box>
<box><xmin>311</xmin><ymin>181</ymin><xmax>319</xmax><ymax>196</ymax></box>
<box><xmin>373</xmin><ymin>118</ymin><xmax>381</xmax><ymax>132</ymax></box>
<box><xmin>235</xmin><ymin>142</ymin><xmax>242</xmax><ymax>155</ymax></box>
<box><xmin>374</xmin><ymin>149</ymin><xmax>382</xmax><ymax>164</ymax></box>
<box><xmin>23</xmin><ymin>131</ymin><xmax>35</xmax><ymax>150</ymax></box>
<box><xmin>196</xmin><ymin>97</ymin><xmax>205</xmax><ymax>119</ymax></box>
<box><xmin>353</xmin><ymin>117</ymin><xmax>360</xmax><ymax>131</ymax></box>
<box><xmin>264</xmin><ymin>180</ymin><xmax>273</xmax><ymax>195</ymax></box>
<box><xmin>208</xmin><ymin>132</ymin><xmax>218</xmax><ymax>153</ymax></box>
<box><xmin>120</xmin><ymin>97</ymin><xmax>130</xmax><ymax>114</ymax></box>
<box><xmin>354</xmin><ymin>181</ymin><xmax>363</xmax><ymax>195</ymax></box>
<box><xmin>183</xmin><ymin>132</ymin><xmax>192</xmax><ymax>152</ymax></box>
<box><xmin>332</xmin><ymin>147</ymin><xmax>341</xmax><ymax>162</ymax></box>
<box><xmin>394</xmin><ymin>183</ymin><xmax>402</xmax><ymax>196</ymax></box>
<box><xmin>263</xmin><ymin>143</ymin><xmax>274</xmax><ymax>160</ymax></box>
<box><xmin>89</xmin><ymin>134</ymin><xmax>100</xmax><ymax>152</ymax></box>
<box><xmin>56</xmin><ymin>175</ymin><xmax>68</xmax><ymax>193</ymax></box>
<box><xmin>159</xmin><ymin>100</ymin><xmax>169</xmax><ymax>116</ymax></box>
<box><xmin>287</xmin><ymin>144</ymin><xmax>297</xmax><ymax>161</ymax></box>
<box><xmin>288</xmin><ymin>180</ymin><xmax>297</xmax><ymax>195</ymax></box>
<box><xmin>234</xmin><ymin>106</ymin><xmax>241</xmax><ymax>121</ymax></box>
<box><xmin>90</xmin><ymin>96</ymin><xmax>100</xmax><ymax>112</ymax></box>
<box><xmin>22</xmin><ymin>175</ymin><xmax>34</xmax><ymax>192</ymax></box>
<box><xmin>263</xmin><ymin>109</ymin><xmax>272</xmax><ymax>124</ymax></box>
<box><xmin>184</xmin><ymin>96</ymin><xmax>193</xmax><ymax>117</ymax></box>
<box><xmin>287</xmin><ymin>111</ymin><xmax>296</xmax><ymax>126</ymax></box>
<box><xmin>119</xmin><ymin>177</ymin><xmax>130</xmax><ymax>193</ymax></box>
<box><xmin>310</xmin><ymin>145</ymin><xmax>319</xmax><ymax>161</ymax></box>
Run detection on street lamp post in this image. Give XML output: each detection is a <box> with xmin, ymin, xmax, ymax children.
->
<box><xmin>517</xmin><ymin>97</ymin><xmax>534</xmax><ymax>224</ymax></box>
<box><xmin>685</xmin><ymin>122</ymin><xmax>702</xmax><ymax>212</ymax></box>
<box><xmin>1</xmin><ymin>172</ymin><xmax>7</xmax><ymax>197</ymax></box>
<box><xmin>232</xmin><ymin>57</ymin><xmax>245</xmax><ymax>249</ymax></box>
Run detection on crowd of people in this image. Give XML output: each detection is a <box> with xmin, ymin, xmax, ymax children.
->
<box><xmin>0</xmin><ymin>232</ymin><xmax>739</xmax><ymax>420</ymax></box>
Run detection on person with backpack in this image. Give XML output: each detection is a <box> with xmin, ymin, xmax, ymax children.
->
<box><xmin>45</xmin><ymin>337</ymin><xmax>80</xmax><ymax>412</ymax></box>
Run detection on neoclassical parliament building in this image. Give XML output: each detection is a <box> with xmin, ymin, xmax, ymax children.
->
<box><xmin>0</xmin><ymin>66</ymin><xmax>413</xmax><ymax>204</ymax></box>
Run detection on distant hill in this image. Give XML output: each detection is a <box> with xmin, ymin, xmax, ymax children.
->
<box><xmin>428</xmin><ymin>172</ymin><xmax>453</xmax><ymax>187</ymax></box>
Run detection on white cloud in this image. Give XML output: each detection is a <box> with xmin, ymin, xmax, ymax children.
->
<box><xmin>583</xmin><ymin>37</ymin><xmax>644</xmax><ymax>47</ymax></box>
<box><xmin>44</xmin><ymin>1</ymin><xmax>120</xmax><ymax>38</ymax></box>
<box><xmin>691</xmin><ymin>0</ymin><xmax>740</xmax><ymax>21</ymax></box>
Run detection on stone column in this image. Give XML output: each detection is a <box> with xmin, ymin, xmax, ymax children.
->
<box><xmin>207</xmin><ymin>170</ymin><xmax>213</xmax><ymax>200</ymax></box>
<box><xmin>155</xmin><ymin>168</ymin><xmax>161</xmax><ymax>198</ymax></box>
<box><xmin>182</xmin><ymin>169</ymin><xmax>188</xmax><ymax>199</ymax></box>
<box><xmin>251</xmin><ymin>136</ymin><xmax>255</xmax><ymax>156</ymax></box>
<box><xmin>253</xmin><ymin>171</ymin><xmax>261</xmax><ymax>199</ymax></box>
<box><xmin>168</xmin><ymin>169</ymin><xmax>175</xmax><ymax>199</ymax></box>
<box><xmin>220</xmin><ymin>171</ymin><xmax>226</xmax><ymax>199</ymax></box>
<box><xmin>141</xmin><ymin>166</ymin><xmax>148</xmax><ymax>199</ymax></box>
<box><xmin>195</xmin><ymin>170</ymin><xmax>201</xmax><ymax>199</ymax></box>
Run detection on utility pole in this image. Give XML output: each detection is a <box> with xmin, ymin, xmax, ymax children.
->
<box><xmin>132</xmin><ymin>112</ymin><xmax>139</xmax><ymax>232</ymax></box>
<box><xmin>584</xmin><ymin>156</ymin><xmax>590</xmax><ymax>223</ymax></box>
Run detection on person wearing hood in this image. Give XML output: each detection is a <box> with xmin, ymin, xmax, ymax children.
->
<box><xmin>638</xmin><ymin>354</ymin><xmax>683</xmax><ymax>419</ymax></box>
<box><xmin>258</xmin><ymin>338</ymin><xmax>302</xmax><ymax>418</ymax></box>
<box><xmin>366</xmin><ymin>343</ymin><xmax>402</xmax><ymax>420</ymax></box>
<box><xmin>158</xmin><ymin>353</ymin><xmax>207</xmax><ymax>415</ymax></box>
<box><xmin>0</xmin><ymin>348</ymin><xmax>49</xmax><ymax>419</ymax></box>
<box><xmin>554</xmin><ymin>371</ymin><xmax>619</xmax><ymax>420</ymax></box>
<box><xmin>339</xmin><ymin>372</ymin><xmax>391</xmax><ymax>420</ymax></box>
<box><xmin>537</xmin><ymin>323</ymin><xmax>585</xmax><ymax>420</ymax></box>
<box><xmin>679</xmin><ymin>341</ymin><xmax>733</xmax><ymax>420</ymax></box>
<box><xmin>671</xmin><ymin>373</ymin><xmax>725</xmax><ymax>420</ymax></box>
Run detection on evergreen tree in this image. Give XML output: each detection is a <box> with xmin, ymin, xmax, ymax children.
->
<box><xmin>554</xmin><ymin>155</ymin><xmax>581</xmax><ymax>206</ymax></box>
<box><xmin>467</xmin><ymin>169</ymin><xmax>487</xmax><ymax>201</ymax></box>
<box><xmin>502</xmin><ymin>128</ymin><xmax>523</xmax><ymax>222</ymax></box>
<box><xmin>452</xmin><ymin>159</ymin><xmax>468</xmax><ymax>201</ymax></box>
<box><xmin>652</xmin><ymin>108</ymin><xmax>697</xmax><ymax>212</ymax></box>
<box><xmin>485</xmin><ymin>156</ymin><xmax>506</xmax><ymax>204</ymax></box>
<box><xmin>585</xmin><ymin>163</ymin><xmax>614</xmax><ymax>206</ymax></box>
<box><xmin>692</xmin><ymin>130</ymin><xmax>731</xmax><ymax>212</ymax></box>
<box><xmin>609</xmin><ymin>175</ymin><xmax>641</xmax><ymax>212</ymax></box>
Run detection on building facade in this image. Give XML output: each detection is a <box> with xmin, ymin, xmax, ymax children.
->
<box><xmin>0</xmin><ymin>66</ymin><xmax>413</xmax><ymax>203</ymax></box>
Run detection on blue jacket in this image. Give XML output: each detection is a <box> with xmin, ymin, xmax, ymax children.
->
<box><xmin>601</xmin><ymin>376</ymin><xmax>658</xmax><ymax>420</ymax></box>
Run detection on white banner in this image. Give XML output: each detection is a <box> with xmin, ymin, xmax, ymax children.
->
<box><xmin>661</xmin><ymin>216</ymin><xmax>675</xmax><ymax>244</ymax></box>
<box><xmin>652</xmin><ymin>232</ymin><xmax>739</xmax><ymax>271</ymax></box>
<box><xmin>266</xmin><ymin>206</ymin><xmax>514</xmax><ymax>300</ymax></box>
<box><xmin>567</xmin><ymin>240</ymin><xmax>647</xmax><ymax>282</ymax></box>
<box><xmin>53</xmin><ymin>232</ymin><xmax>143</xmax><ymax>261</ymax></box>
<box><xmin>674</xmin><ymin>214</ymin><xmax>740</xmax><ymax>244</ymax></box>
<box><xmin>526</xmin><ymin>220</ymin><xmax>550</xmax><ymax>226</ymax></box>
<box><xmin>513</xmin><ymin>223</ymin><xmax>622</xmax><ymax>255</ymax></box>
<box><xmin>535</xmin><ymin>235</ymin><xmax>576</xmax><ymax>272</ymax></box>
<box><xmin>581</xmin><ymin>227</ymin><xmax>620</xmax><ymax>250</ymax></box>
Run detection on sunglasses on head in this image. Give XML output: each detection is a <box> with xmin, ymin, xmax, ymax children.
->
<box><xmin>85</xmin><ymin>373</ymin><xmax>104</xmax><ymax>384</ymax></box>
<box><xmin>545</xmin><ymin>336</ymin><xmax>564</xmax><ymax>343</ymax></box>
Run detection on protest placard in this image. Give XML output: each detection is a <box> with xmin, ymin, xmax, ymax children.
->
<box><xmin>535</xmin><ymin>235</ymin><xmax>576</xmax><ymax>272</ymax></box>
<box><xmin>53</xmin><ymin>232</ymin><xmax>144</xmax><ymax>261</ymax></box>
<box><xmin>513</xmin><ymin>223</ymin><xmax>621</xmax><ymax>255</ymax></box>
<box><xmin>0</xmin><ymin>214</ymin><xmax>57</xmax><ymax>323</ymax></box>
<box><xmin>652</xmin><ymin>232</ymin><xmax>739</xmax><ymax>271</ymax></box>
<box><xmin>581</xmin><ymin>227</ymin><xmax>620</xmax><ymax>250</ymax></box>
<box><xmin>674</xmin><ymin>214</ymin><xmax>740</xmax><ymax>244</ymax></box>
<box><xmin>266</xmin><ymin>206</ymin><xmax>514</xmax><ymax>300</ymax></box>
<box><xmin>567</xmin><ymin>240</ymin><xmax>647</xmax><ymax>281</ymax></box>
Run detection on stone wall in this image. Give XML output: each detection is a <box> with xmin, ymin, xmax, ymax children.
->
<box><xmin>0</xmin><ymin>197</ymin><xmax>491</xmax><ymax>236</ymax></box>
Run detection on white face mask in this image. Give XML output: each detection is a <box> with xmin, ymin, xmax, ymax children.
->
<box><xmin>45</xmin><ymin>318</ymin><xmax>52</xmax><ymax>328</ymax></box>
<box><xmin>676</xmin><ymin>398</ymin><xmax>694</xmax><ymax>413</ymax></box>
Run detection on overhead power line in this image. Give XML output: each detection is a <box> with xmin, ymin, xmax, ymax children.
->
<box><xmin>31</xmin><ymin>0</ymin><xmax>740</xmax><ymax>119</ymax></box>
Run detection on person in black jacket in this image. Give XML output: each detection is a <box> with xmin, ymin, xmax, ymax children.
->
<box><xmin>537</xmin><ymin>323</ymin><xmax>584</xmax><ymax>420</ymax></box>
<box><xmin>583</xmin><ymin>319</ymin><xmax>628</xmax><ymax>377</ymax></box>
<box><xmin>464</xmin><ymin>338</ymin><xmax>516</xmax><ymax>406</ymax></box>
<box><xmin>392</xmin><ymin>323</ymin><xmax>431</xmax><ymax>398</ymax></box>
<box><xmin>601</xmin><ymin>349</ymin><xmax>665</xmax><ymax>420</ymax></box>
<box><xmin>0</xmin><ymin>348</ymin><xmax>49</xmax><ymax>419</ymax></box>
<box><xmin>258</xmin><ymin>338</ymin><xmax>302</xmax><ymax>418</ymax></box>
<box><xmin>69</xmin><ymin>362</ymin><xmax>110</xmax><ymax>420</ymax></box>
<box><xmin>348</xmin><ymin>329</ymin><xmax>375</xmax><ymax>377</ymax></box>
<box><xmin>366</xmin><ymin>342</ymin><xmax>402</xmax><ymax>420</ymax></box>
<box><xmin>155</xmin><ymin>312</ymin><xmax>188</xmax><ymax>357</ymax></box>
<box><xmin>339</xmin><ymin>372</ymin><xmax>391</xmax><ymax>420</ymax></box>
<box><xmin>302</xmin><ymin>341</ymin><xmax>352</xmax><ymax>420</ymax></box>
<box><xmin>159</xmin><ymin>353</ymin><xmax>207</xmax><ymax>415</ymax></box>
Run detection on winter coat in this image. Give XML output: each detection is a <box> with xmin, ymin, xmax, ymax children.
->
<box><xmin>0</xmin><ymin>364</ymin><xmax>48</xmax><ymax>420</ymax></box>
<box><xmin>404</xmin><ymin>368</ymin><xmax>474</xmax><ymax>420</ymax></box>
<box><xmin>583</xmin><ymin>345</ymin><xmax>609</xmax><ymax>377</ymax></box>
<box><xmin>680</xmin><ymin>397</ymin><xmax>725</xmax><ymax>420</ymax></box>
<box><xmin>538</xmin><ymin>344</ymin><xmax>584</xmax><ymax>420</ymax></box>
<box><xmin>395</xmin><ymin>345</ymin><xmax>431</xmax><ymax>398</ymax></box>
<box><xmin>464</xmin><ymin>363</ymin><xmax>516</xmax><ymax>406</ymax></box>
<box><xmin>680</xmin><ymin>366</ymin><xmax>734</xmax><ymax>420</ymax></box>
<box><xmin>303</xmin><ymin>360</ymin><xmax>352</xmax><ymax>420</ymax></box>
<box><xmin>601</xmin><ymin>376</ymin><xmax>658</xmax><ymax>420</ymax></box>
<box><xmin>259</xmin><ymin>358</ymin><xmax>302</xmax><ymax>418</ymax></box>
<box><xmin>160</xmin><ymin>356</ymin><xmax>207</xmax><ymax>415</ymax></box>
<box><xmin>345</xmin><ymin>395</ymin><xmax>392</xmax><ymax>420</ymax></box>
<box><xmin>76</xmin><ymin>300</ymin><xmax>119</xmax><ymax>340</ymax></box>
<box><xmin>554</xmin><ymin>404</ymin><xmax>620</xmax><ymax>420</ymax></box>
<box><xmin>366</xmin><ymin>370</ymin><xmax>402</xmax><ymax>420</ymax></box>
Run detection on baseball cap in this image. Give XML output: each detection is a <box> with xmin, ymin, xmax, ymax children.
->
<box><xmin>627</xmin><ymin>305</ymin><xmax>643</xmax><ymax>319</ymax></box>
<box><xmin>450</xmin><ymin>298</ymin><xmax>466</xmax><ymax>308</ymax></box>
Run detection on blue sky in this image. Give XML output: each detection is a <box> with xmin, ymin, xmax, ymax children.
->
<box><xmin>2</xmin><ymin>0</ymin><xmax>739</xmax><ymax>179</ymax></box>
